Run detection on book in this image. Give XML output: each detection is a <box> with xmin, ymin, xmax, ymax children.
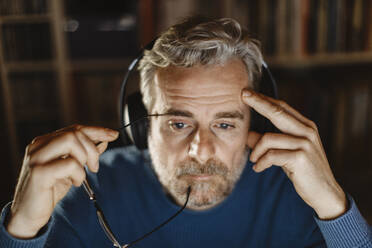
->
<box><xmin>317</xmin><ymin>0</ymin><xmax>328</xmax><ymax>53</ymax></box>
<box><xmin>326</xmin><ymin>0</ymin><xmax>338</xmax><ymax>52</ymax></box>
<box><xmin>246</xmin><ymin>0</ymin><xmax>260</xmax><ymax>37</ymax></box>
<box><xmin>307</xmin><ymin>0</ymin><xmax>320</xmax><ymax>54</ymax></box>
<box><xmin>71</xmin><ymin>71</ymin><xmax>124</xmax><ymax>128</ymax></box>
<box><xmin>275</xmin><ymin>0</ymin><xmax>287</xmax><ymax>56</ymax></box>
<box><xmin>8</xmin><ymin>71</ymin><xmax>59</xmax><ymax>120</ymax></box>
<box><xmin>335</xmin><ymin>0</ymin><xmax>347</xmax><ymax>52</ymax></box>
<box><xmin>350</xmin><ymin>0</ymin><xmax>364</xmax><ymax>51</ymax></box>
<box><xmin>266</xmin><ymin>0</ymin><xmax>277</xmax><ymax>56</ymax></box>
<box><xmin>0</xmin><ymin>0</ymin><xmax>47</xmax><ymax>16</ymax></box>
<box><xmin>2</xmin><ymin>22</ymin><xmax>52</xmax><ymax>61</ymax></box>
<box><xmin>363</xmin><ymin>0</ymin><xmax>372</xmax><ymax>51</ymax></box>
<box><xmin>257</xmin><ymin>0</ymin><xmax>269</xmax><ymax>55</ymax></box>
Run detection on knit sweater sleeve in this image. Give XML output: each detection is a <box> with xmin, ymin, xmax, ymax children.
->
<box><xmin>0</xmin><ymin>202</ymin><xmax>85</xmax><ymax>248</ymax></box>
<box><xmin>0</xmin><ymin>202</ymin><xmax>51</xmax><ymax>248</ymax></box>
<box><xmin>314</xmin><ymin>195</ymin><xmax>372</xmax><ymax>248</ymax></box>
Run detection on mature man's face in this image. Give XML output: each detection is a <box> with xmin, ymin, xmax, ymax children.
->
<box><xmin>148</xmin><ymin>58</ymin><xmax>251</xmax><ymax>210</ymax></box>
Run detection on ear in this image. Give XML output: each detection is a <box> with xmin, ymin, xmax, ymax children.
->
<box><xmin>246</xmin><ymin>131</ymin><xmax>262</xmax><ymax>149</ymax></box>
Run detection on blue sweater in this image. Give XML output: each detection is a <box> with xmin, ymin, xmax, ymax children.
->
<box><xmin>1</xmin><ymin>146</ymin><xmax>371</xmax><ymax>247</ymax></box>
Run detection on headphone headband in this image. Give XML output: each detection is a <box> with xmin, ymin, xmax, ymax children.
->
<box><xmin>119</xmin><ymin>39</ymin><xmax>279</xmax><ymax>150</ymax></box>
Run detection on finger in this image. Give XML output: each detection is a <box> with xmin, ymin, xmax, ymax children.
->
<box><xmin>28</xmin><ymin>125</ymin><xmax>118</xmax><ymax>155</ymax></box>
<box><xmin>97</xmin><ymin>142</ymin><xmax>108</xmax><ymax>154</ymax></box>
<box><xmin>34</xmin><ymin>157</ymin><xmax>86</xmax><ymax>188</ymax></box>
<box><xmin>246</xmin><ymin>131</ymin><xmax>262</xmax><ymax>149</ymax></box>
<box><xmin>253</xmin><ymin>149</ymin><xmax>297</xmax><ymax>173</ymax></box>
<box><xmin>250</xmin><ymin>133</ymin><xmax>311</xmax><ymax>162</ymax></box>
<box><xmin>242</xmin><ymin>90</ymin><xmax>313</xmax><ymax>137</ymax></box>
<box><xmin>27</xmin><ymin>133</ymin><xmax>55</xmax><ymax>155</ymax></box>
<box><xmin>77</xmin><ymin>126</ymin><xmax>119</xmax><ymax>143</ymax></box>
<box><xmin>74</xmin><ymin>131</ymin><xmax>100</xmax><ymax>173</ymax></box>
<box><xmin>29</xmin><ymin>131</ymin><xmax>88</xmax><ymax>167</ymax></box>
<box><xmin>26</xmin><ymin>125</ymin><xmax>97</xmax><ymax>155</ymax></box>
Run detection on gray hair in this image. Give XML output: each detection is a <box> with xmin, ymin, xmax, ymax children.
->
<box><xmin>138</xmin><ymin>17</ymin><xmax>263</xmax><ymax>111</ymax></box>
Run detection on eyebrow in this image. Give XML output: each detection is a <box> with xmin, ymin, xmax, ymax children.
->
<box><xmin>214</xmin><ymin>111</ymin><xmax>244</xmax><ymax>120</ymax></box>
<box><xmin>160</xmin><ymin>108</ymin><xmax>244</xmax><ymax>120</ymax></box>
<box><xmin>160</xmin><ymin>108</ymin><xmax>194</xmax><ymax>117</ymax></box>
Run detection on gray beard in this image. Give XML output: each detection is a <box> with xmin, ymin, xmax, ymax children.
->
<box><xmin>148</xmin><ymin>139</ymin><xmax>249</xmax><ymax>210</ymax></box>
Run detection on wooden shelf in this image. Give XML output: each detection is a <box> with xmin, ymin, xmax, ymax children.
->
<box><xmin>4</xmin><ymin>61</ymin><xmax>56</xmax><ymax>72</ymax></box>
<box><xmin>70</xmin><ymin>58</ymin><xmax>132</xmax><ymax>72</ymax></box>
<box><xmin>266</xmin><ymin>52</ymin><xmax>372</xmax><ymax>68</ymax></box>
<box><xmin>0</xmin><ymin>14</ymin><xmax>50</xmax><ymax>23</ymax></box>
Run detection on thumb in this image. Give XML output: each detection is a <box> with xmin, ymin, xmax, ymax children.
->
<box><xmin>247</xmin><ymin>131</ymin><xmax>262</xmax><ymax>149</ymax></box>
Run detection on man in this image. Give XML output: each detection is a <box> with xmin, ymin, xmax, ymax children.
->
<box><xmin>1</xmin><ymin>17</ymin><xmax>371</xmax><ymax>247</ymax></box>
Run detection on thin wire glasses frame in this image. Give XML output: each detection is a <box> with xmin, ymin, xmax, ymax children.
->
<box><xmin>82</xmin><ymin>116</ymin><xmax>191</xmax><ymax>248</ymax></box>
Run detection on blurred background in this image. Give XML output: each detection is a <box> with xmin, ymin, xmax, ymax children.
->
<box><xmin>0</xmin><ymin>0</ymin><xmax>371</xmax><ymax>224</ymax></box>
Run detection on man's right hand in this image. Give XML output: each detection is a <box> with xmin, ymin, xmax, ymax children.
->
<box><xmin>5</xmin><ymin>124</ymin><xmax>119</xmax><ymax>239</ymax></box>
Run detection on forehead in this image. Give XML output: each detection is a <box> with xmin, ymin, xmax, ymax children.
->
<box><xmin>153</xmin><ymin>59</ymin><xmax>251</xmax><ymax>115</ymax></box>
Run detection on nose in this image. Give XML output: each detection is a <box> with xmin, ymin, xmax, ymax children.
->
<box><xmin>188</xmin><ymin>127</ymin><xmax>215</xmax><ymax>163</ymax></box>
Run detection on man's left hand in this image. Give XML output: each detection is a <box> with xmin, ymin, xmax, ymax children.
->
<box><xmin>242</xmin><ymin>89</ymin><xmax>347</xmax><ymax>220</ymax></box>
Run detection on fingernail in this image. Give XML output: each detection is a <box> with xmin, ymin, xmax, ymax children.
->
<box><xmin>94</xmin><ymin>161</ymin><xmax>99</xmax><ymax>172</ymax></box>
<box><xmin>243</xmin><ymin>90</ymin><xmax>252</xmax><ymax>97</ymax></box>
<box><xmin>107</xmin><ymin>129</ymin><xmax>119</xmax><ymax>137</ymax></box>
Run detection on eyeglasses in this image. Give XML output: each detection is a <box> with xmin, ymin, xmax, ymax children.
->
<box><xmin>82</xmin><ymin>115</ymin><xmax>191</xmax><ymax>247</ymax></box>
<box><xmin>82</xmin><ymin>178</ymin><xmax>191</xmax><ymax>247</ymax></box>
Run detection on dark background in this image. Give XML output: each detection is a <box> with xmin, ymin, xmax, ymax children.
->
<box><xmin>0</xmin><ymin>0</ymin><xmax>371</xmax><ymax>224</ymax></box>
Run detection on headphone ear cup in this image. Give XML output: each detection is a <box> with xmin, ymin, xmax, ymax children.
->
<box><xmin>124</xmin><ymin>92</ymin><xmax>149</xmax><ymax>150</ymax></box>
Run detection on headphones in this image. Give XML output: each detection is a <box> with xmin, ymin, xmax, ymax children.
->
<box><xmin>118</xmin><ymin>39</ymin><xmax>279</xmax><ymax>151</ymax></box>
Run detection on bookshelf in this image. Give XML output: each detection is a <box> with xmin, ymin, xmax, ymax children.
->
<box><xmin>5</xmin><ymin>61</ymin><xmax>56</xmax><ymax>71</ymax></box>
<box><xmin>0</xmin><ymin>0</ymin><xmax>72</xmax><ymax>178</ymax></box>
<box><xmin>0</xmin><ymin>0</ymin><xmax>371</xmax><ymax>222</ymax></box>
<box><xmin>267</xmin><ymin>51</ymin><xmax>372</xmax><ymax>67</ymax></box>
<box><xmin>270</xmin><ymin>61</ymin><xmax>372</xmax><ymax>223</ymax></box>
<box><xmin>0</xmin><ymin>14</ymin><xmax>50</xmax><ymax>23</ymax></box>
<box><xmin>0</xmin><ymin>0</ymin><xmax>139</xmax><ymax>181</ymax></box>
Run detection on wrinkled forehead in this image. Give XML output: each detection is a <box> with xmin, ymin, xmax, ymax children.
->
<box><xmin>152</xmin><ymin>59</ymin><xmax>251</xmax><ymax>112</ymax></box>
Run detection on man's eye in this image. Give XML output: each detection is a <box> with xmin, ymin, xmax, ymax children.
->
<box><xmin>174</xmin><ymin>122</ymin><xmax>186</xmax><ymax>129</ymax></box>
<box><xmin>218</xmin><ymin>123</ymin><xmax>234</xmax><ymax>130</ymax></box>
<box><xmin>169</xmin><ymin>121</ymin><xmax>189</xmax><ymax>130</ymax></box>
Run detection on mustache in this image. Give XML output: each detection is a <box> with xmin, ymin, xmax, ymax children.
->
<box><xmin>176</xmin><ymin>158</ymin><xmax>228</xmax><ymax>177</ymax></box>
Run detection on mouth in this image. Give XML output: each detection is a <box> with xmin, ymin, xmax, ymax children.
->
<box><xmin>183</xmin><ymin>174</ymin><xmax>213</xmax><ymax>180</ymax></box>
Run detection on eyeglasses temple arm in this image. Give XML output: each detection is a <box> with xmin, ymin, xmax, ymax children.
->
<box><xmin>124</xmin><ymin>186</ymin><xmax>191</xmax><ymax>247</ymax></box>
<box><xmin>82</xmin><ymin>179</ymin><xmax>122</xmax><ymax>247</ymax></box>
